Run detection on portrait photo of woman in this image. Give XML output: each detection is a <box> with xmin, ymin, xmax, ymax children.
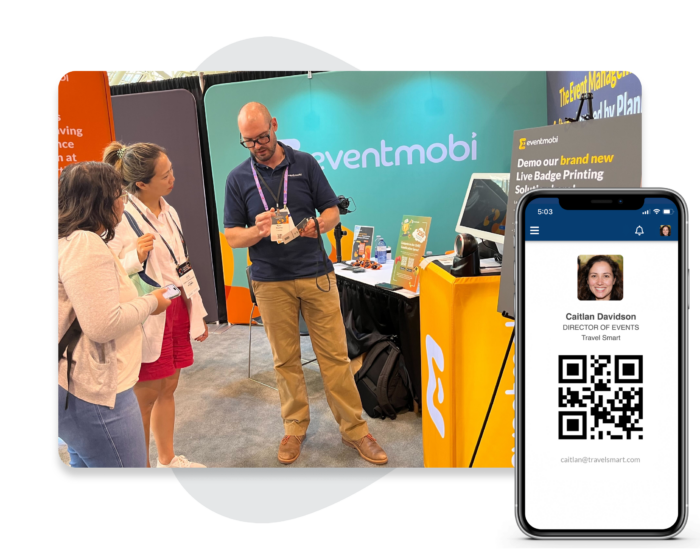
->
<box><xmin>577</xmin><ymin>254</ymin><xmax>624</xmax><ymax>301</ymax></box>
<box><xmin>660</xmin><ymin>225</ymin><xmax>671</xmax><ymax>237</ymax></box>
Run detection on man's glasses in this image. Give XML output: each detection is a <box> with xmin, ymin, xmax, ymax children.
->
<box><xmin>240</xmin><ymin>125</ymin><xmax>272</xmax><ymax>148</ymax></box>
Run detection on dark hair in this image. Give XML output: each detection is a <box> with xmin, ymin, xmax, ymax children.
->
<box><xmin>58</xmin><ymin>162</ymin><xmax>123</xmax><ymax>243</ymax></box>
<box><xmin>577</xmin><ymin>255</ymin><xmax>624</xmax><ymax>301</ymax></box>
<box><xmin>660</xmin><ymin>225</ymin><xmax>671</xmax><ymax>236</ymax></box>
<box><xmin>103</xmin><ymin>141</ymin><xmax>166</xmax><ymax>194</ymax></box>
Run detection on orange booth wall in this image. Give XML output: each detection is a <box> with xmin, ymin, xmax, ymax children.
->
<box><xmin>58</xmin><ymin>72</ymin><xmax>116</xmax><ymax>174</ymax></box>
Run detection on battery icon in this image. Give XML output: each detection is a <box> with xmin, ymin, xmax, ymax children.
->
<box><xmin>663</xmin><ymin>209</ymin><xmax>672</xmax><ymax>215</ymax></box>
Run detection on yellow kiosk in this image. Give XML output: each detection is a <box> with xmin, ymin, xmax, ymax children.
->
<box><xmin>419</xmin><ymin>172</ymin><xmax>515</xmax><ymax>467</ymax></box>
<box><xmin>420</xmin><ymin>262</ymin><xmax>515</xmax><ymax>468</ymax></box>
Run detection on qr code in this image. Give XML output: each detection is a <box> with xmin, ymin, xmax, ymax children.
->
<box><xmin>558</xmin><ymin>355</ymin><xmax>643</xmax><ymax>440</ymax></box>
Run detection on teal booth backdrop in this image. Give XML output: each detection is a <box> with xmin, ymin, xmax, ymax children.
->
<box><xmin>204</xmin><ymin>71</ymin><xmax>546</xmax><ymax>323</ymax></box>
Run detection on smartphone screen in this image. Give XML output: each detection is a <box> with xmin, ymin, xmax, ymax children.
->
<box><xmin>163</xmin><ymin>284</ymin><xmax>181</xmax><ymax>300</ymax></box>
<box><xmin>517</xmin><ymin>192</ymin><xmax>686</xmax><ymax>536</ymax></box>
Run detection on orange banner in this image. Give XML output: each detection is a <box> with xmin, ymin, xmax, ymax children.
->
<box><xmin>58</xmin><ymin>71</ymin><xmax>115</xmax><ymax>175</ymax></box>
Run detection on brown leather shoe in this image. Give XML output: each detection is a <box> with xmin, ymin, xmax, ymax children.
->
<box><xmin>278</xmin><ymin>435</ymin><xmax>305</xmax><ymax>464</ymax></box>
<box><xmin>342</xmin><ymin>433</ymin><xmax>388</xmax><ymax>465</ymax></box>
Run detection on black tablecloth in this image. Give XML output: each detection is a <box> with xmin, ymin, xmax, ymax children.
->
<box><xmin>336</xmin><ymin>276</ymin><xmax>421</xmax><ymax>407</ymax></box>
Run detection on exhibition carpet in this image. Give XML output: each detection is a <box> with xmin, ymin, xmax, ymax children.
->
<box><xmin>59</xmin><ymin>325</ymin><xmax>424</xmax><ymax>468</ymax></box>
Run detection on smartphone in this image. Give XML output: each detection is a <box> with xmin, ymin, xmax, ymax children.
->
<box><xmin>163</xmin><ymin>283</ymin><xmax>181</xmax><ymax>300</ymax></box>
<box><xmin>376</xmin><ymin>282</ymin><xmax>402</xmax><ymax>291</ymax></box>
<box><xmin>515</xmin><ymin>188</ymin><xmax>688</xmax><ymax>538</ymax></box>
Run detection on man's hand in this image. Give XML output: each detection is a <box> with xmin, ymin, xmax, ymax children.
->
<box><xmin>301</xmin><ymin>217</ymin><xmax>326</xmax><ymax>238</ymax></box>
<box><xmin>137</xmin><ymin>233</ymin><xmax>156</xmax><ymax>263</ymax></box>
<box><xmin>255</xmin><ymin>210</ymin><xmax>275</xmax><ymax>238</ymax></box>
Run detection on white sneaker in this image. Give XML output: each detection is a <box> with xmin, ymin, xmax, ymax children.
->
<box><xmin>156</xmin><ymin>455</ymin><xmax>206</xmax><ymax>468</ymax></box>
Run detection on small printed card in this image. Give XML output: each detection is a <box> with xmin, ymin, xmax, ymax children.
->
<box><xmin>351</xmin><ymin>225</ymin><xmax>375</xmax><ymax>260</ymax></box>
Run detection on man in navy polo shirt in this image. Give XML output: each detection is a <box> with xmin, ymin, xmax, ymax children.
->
<box><xmin>224</xmin><ymin>102</ymin><xmax>388</xmax><ymax>465</ymax></box>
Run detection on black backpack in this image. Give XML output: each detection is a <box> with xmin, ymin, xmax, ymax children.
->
<box><xmin>354</xmin><ymin>339</ymin><xmax>415</xmax><ymax>420</ymax></box>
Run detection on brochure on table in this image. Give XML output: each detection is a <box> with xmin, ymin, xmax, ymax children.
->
<box><xmin>351</xmin><ymin>225</ymin><xmax>375</xmax><ymax>260</ymax></box>
<box><xmin>390</xmin><ymin>216</ymin><xmax>432</xmax><ymax>292</ymax></box>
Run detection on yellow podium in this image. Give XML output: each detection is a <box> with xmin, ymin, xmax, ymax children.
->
<box><xmin>420</xmin><ymin>263</ymin><xmax>515</xmax><ymax>468</ymax></box>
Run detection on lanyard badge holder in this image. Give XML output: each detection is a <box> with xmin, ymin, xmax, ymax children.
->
<box><xmin>129</xmin><ymin>199</ymin><xmax>200</xmax><ymax>299</ymax></box>
<box><xmin>251</xmin><ymin>161</ymin><xmax>294</xmax><ymax>243</ymax></box>
<box><xmin>251</xmin><ymin>162</ymin><xmax>329</xmax><ymax>292</ymax></box>
<box><xmin>167</xmin><ymin>217</ymin><xmax>200</xmax><ymax>299</ymax></box>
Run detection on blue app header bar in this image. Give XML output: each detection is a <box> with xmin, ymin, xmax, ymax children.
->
<box><xmin>524</xmin><ymin>197</ymin><xmax>679</xmax><ymax>241</ymax></box>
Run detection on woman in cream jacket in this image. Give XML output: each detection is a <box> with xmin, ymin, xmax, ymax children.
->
<box><xmin>105</xmin><ymin>142</ymin><xmax>208</xmax><ymax>469</ymax></box>
<box><xmin>59</xmin><ymin>161</ymin><xmax>171</xmax><ymax>467</ymax></box>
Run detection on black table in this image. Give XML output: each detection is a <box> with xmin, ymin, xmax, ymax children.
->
<box><xmin>334</xmin><ymin>263</ymin><xmax>421</xmax><ymax>408</ymax></box>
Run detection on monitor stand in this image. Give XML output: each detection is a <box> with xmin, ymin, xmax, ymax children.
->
<box><xmin>478</xmin><ymin>239</ymin><xmax>502</xmax><ymax>263</ymax></box>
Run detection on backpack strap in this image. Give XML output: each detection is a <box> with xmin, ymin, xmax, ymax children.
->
<box><xmin>59</xmin><ymin>317</ymin><xmax>82</xmax><ymax>410</ymax></box>
<box><xmin>354</xmin><ymin>340</ymin><xmax>392</xmax><ymax>383</ymax></box>
<box><xmin>123</xmin><ymin>211</ymin><xmax>160</xmax><ymax>289</ymax></box>
<box><xmin>397</xmin><ymin>354</ymin><xmax>417</xmax><ymax>405</ymax></box>
<box><xmin>376</xmin><ymin>342</ymin><xmax>401</xmax><ymax>420</ymax></box>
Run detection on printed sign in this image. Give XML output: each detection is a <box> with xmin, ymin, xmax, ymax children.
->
<box><xmin>351</xmin><ymin>225</ymin><xmax>375</xmax><ymax>260</ymax></box>
<box><xmin>390</xmin><ymin>215</ymin><xmax>432</xmax><ymax>292</ymax></box>
<box><xmin>547</xmin><ymin>71</ymin><xmax>642</xmax><ymax>126</ymax></box>
<box><xmin>498</xmin><ymin>114</ymin><xmax>642</xmax><ymax>317</ymax></box>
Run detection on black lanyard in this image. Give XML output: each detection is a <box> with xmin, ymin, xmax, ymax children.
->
<box><xmin>254</xmin><ymin>166</ymin><xmax>286</xmax><ymax>209</ymax></box>
<box><xmin>168</xmin><ymin>212</ymin><xmax>188</xmax><ymax>259</ymax></box>
<box><xmin>129</xmin><ymin>199</ymin><xmax>188</xmax><ymax>266</ymax></box>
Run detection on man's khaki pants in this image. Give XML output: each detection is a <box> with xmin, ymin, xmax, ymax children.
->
<box><xmin>252</xmin><ymin>272</ymin><xmax>369</xmax><ymax>441</ymax></box>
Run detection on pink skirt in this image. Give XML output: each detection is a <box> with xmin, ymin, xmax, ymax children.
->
<box><xmin>138</xmin><ymin>296</ymin><xmax>193</xmax><ymax>381</ymax></box>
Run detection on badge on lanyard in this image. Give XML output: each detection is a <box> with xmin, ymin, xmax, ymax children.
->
<box><xmin>271</xmin><ymin>208</ymin><xmax>296</xmax><ymax>244</ymax></box>
<box><xmin>251</xmin><ymin>160</ymin><xmax>293</xmax><ymax>243</ymax></box>
<box><xmin>129</xmin><ymin>199</ymin><xmax>201</xmax><ymax>299</ymax></box>
<box><xmin>176</xmin><ymin>260</ymin><xmax>200</xmax><ymax>299</ymax></box>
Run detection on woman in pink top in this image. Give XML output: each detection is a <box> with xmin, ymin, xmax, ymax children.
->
<box><xmin>105</xmin><ymin>142</ymin><xmax>209</xmax><ymax>469</ymax></box>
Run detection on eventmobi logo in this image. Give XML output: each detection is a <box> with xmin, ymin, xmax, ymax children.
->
<box><xmin>295</xmin><ymin>133</ymin><xmax>478</xmax><ymax>171</ymax></box>
<box><xmin>521</xmin><ymin>135</ymin><xmax>558</xmax><ymax>149</ymax></box>
<box><xmin>425</xmin><ymin>334</ymin><xmax>446</xmax><ymax>438</ymax></box>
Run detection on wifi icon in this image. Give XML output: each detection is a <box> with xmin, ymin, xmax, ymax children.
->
<box><xmin>654</xmin><ymin>209</ymin><xmax>661</xmax><ymax>215</ymax></box>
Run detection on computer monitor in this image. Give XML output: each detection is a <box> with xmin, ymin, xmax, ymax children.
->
<box><xmin>455</xmin><ymin>173</ymin><xmax>510</xmax><ymax>245</ymax></box>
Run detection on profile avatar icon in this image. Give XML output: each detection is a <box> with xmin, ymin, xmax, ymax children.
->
<box><xmin>577</xmin><ymin>254</ymin><xmax>624</xmax><ymax>301</ymax></box>
<box><xmin>660</xmin><ymin>225</ymin><xmax>671</xmax><ymax>237</ymax></box>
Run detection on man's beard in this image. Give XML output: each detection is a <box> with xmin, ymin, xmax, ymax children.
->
<box><xmin>255</xmin><ymin>140</ymin><xmax>277</xmax><ymax>162</ymax></box>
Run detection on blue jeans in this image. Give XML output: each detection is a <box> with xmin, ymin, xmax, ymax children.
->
<box><xmin>58</xmin><ymin>385</ymin><xmax>146</xmax><ymax>468</ymax></box>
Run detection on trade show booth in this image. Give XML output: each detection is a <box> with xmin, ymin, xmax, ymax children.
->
<box><xmin>58</xmin><ymin>70</ymin><xmax>643</xmax><ymax>468</ymax></box>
